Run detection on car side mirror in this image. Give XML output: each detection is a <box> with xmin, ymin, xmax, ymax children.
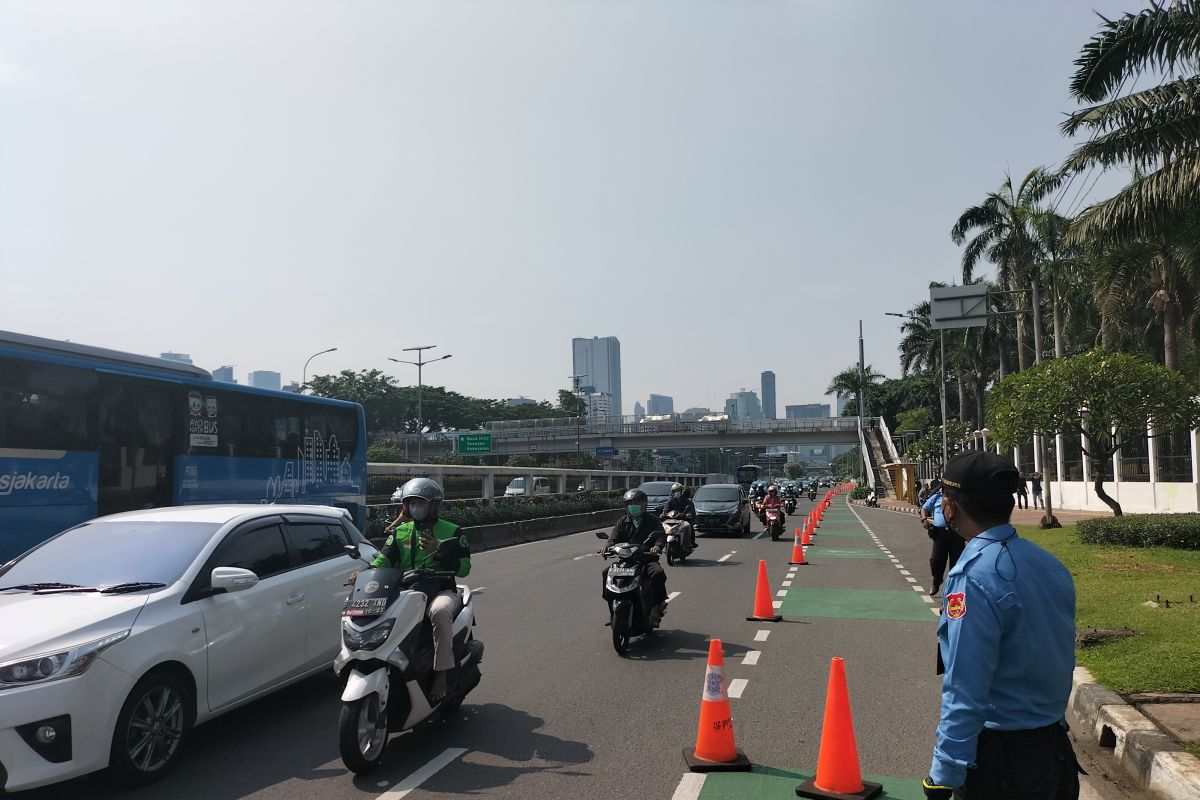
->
<box><xmin>343</xmin><ymin>543</ymin><xmax>362</xmax><ymax>560</ymax></box>
<box><xmin>211</xmin><ymin>566</ymin><xmax>258</xmax><ymax>593</ymax></box>
<box><xmin>595</xmin><ymin>530</ymin><xmax>609</xmax><ymax>540</ymax></box>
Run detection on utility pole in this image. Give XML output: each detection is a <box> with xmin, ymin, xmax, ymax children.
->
<box><xmin>390</xmin><ymin>346</ymin><xmax>452</xmax><ymax>464</ymax></box>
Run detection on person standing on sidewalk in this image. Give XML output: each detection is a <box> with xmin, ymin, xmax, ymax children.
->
<box><xmin>1030</xmin><ymin>471</ymin><xmax>1044</xmax><ymax>509</ymax></box>
<box><xmin>920</xmin><ymin>479</ymin><xmax>964</xmax><ymax>597</ymax></box>
<box><xmin>922</xmin><ymin>451</ymin><xmax>1079</xmax><ymax>800</ymax></box>
<box><xmin>1015</xmin><ymin>472</ymin><xmax>1029</xmax><ymax>510</ymax></box>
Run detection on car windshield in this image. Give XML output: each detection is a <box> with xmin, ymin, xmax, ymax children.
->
<box><xmin>508</xmin><ymin>478</ymin><xmax>525</xmax><ymax>488</ymax></box>
<box><xmin>694</xmin><ymin>487</ymin><xmax>740</xmax><ymax>503</ymax></box>
<box><xmin>0</xmin><ymin>521</ymin><xmax>220</xmax><ymax>588</ymax></box>
<box><xmin>639</xmin><ymin>482</ymin><xmax>675</xmax><ymax>497</ymax></box>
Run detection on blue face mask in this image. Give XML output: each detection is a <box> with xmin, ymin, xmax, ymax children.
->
<box><xmin>627</xmin><ymin>504</ymin><xmax>643</xmax><ymax>517</ymax></box>
<box><xmin>410</xmin><ymin>504</ymin><xmax>429</xmax><ymax>522</ymax></box>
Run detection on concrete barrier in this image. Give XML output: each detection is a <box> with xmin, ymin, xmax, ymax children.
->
<box><xmin>464</xmin><ymin>508</ymin><xmax>624</xmax><ymax>552</ymax></box>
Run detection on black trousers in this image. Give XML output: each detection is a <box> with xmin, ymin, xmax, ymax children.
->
<box><xmin>929</xmin><ymin>528</ymin><xmax>965</xmax><ymax>587</ymax></box>
<box><xmin>1016</xmin><ymin>491</ymin><xmax>1028</xmax><ymax>509</ymax></box>
<box><xmin>958</xmin><ymin>723</ymin><xmax>1080</xmax><ymax>800</ymax></box>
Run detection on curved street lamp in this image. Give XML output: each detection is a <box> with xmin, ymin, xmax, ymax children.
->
<box><xmin>390</xmin><ymin>346</ymin><xmax>453</xmax><ymax>464</ymax></box>
<box><xmin>302</xmin><ymin>347</ymin><xmax>338</xmax><ymax>393</ymax></box>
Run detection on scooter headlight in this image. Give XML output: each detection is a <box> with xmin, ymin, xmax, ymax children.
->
<box><xmin>342</xmin><ymin>618</ymin><xmax>396</xmax><ymax>651</ymax></box>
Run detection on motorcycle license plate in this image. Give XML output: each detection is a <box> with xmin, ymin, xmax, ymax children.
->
<box><xmin>609</xmin><ymin>565</ymin><xmax>637</xmax><ymax>577</ymax></box>
<box><xmin>342</xmin><ymin>597</ymin><xmax>388</xmax><ymax>617</ymax></box>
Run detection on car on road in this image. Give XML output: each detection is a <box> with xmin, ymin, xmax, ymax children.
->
<box><xmin>692</xmin><ymin>484</ymin><xmax>752</xmax><ymax>536</ymax></box>
<box><xmin>504</xmin><ymin>476</ymin><xmax>552</xmax><ymax>496</ymax></box>
<box><xmin>636</xmin><ymin>481</ymin><xmax>678</xmax><ymax>516</ymax></box>
<box><xmin>0</xmin><ymin>505</ymin><xmax>377</xmax><ymax>792</ymax></box>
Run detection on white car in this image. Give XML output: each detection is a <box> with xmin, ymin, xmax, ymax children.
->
<box><xmin>0</xmin><ymin>504</ymin><xmax>377</xmax><ymax>792</ymax></box>
<box><xmin>503</xmin><ymin>477</ymin><xmax>552</xmax><ymax>496</ymax></box>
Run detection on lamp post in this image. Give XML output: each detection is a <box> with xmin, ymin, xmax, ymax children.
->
<box><xmin>887</xmin><ymin>311</ymin><xmax>948</xmax><ymax>471</ymax></box>
<box><xmin>302</xmin><ymin>347</ymin><xmax>338</xmax><ymax>393</ymax></box>
<box><xmin>389</xmin><ymin>346</ymin><xmax>452</xmax><ymax>464</ymax></box>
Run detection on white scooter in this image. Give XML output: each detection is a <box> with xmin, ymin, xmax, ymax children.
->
<box><xmin>662</xmin><ymin>510</ymin><xmax>695</xmax><ymax>565</ymax></box>
<box><xmin>334</xmin><ymin>546</ymin><xmax>483</xmax><ymax>774</ymax></box>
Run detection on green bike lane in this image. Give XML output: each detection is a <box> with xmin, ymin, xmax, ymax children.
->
<box><xmin>679</xmin><ymin>498</ymin><xmax>941</xmax><ymax>800</ymax></box>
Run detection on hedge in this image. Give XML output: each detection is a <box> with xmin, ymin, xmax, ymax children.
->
<box><xmin>1077</xmin><ymin>514</ymin><xmax>1200</xmax><ymax>550</ymax></box>
<box><xmin>850</xmin><ymin>486</ymin><xmax>870</xmax><ymax>500</ymax></box>
<box><xmin>364</xmin><ymin>491</ymin><xmax>624</xmax><ymax>540</ymax></box>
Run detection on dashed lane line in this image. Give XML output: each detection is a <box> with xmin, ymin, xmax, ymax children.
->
<box><xmin>742</xmin><ymin>650</ymin><xmax>761</xmax><ymax>666</ymax></box>
<box><xmin>899</xmin><ymin>568</ymin><xmax>911</xmax><ymax>575</ymax></box>
<box><xmin>776</xmin><ymin>589</ymin><xmax>788</xmax><ymax>597</ymax></box>
<box><xmin>922</xmin><ymin>595</ymin><xmax>936</xmax><ymax>604</ymax></box>
<box><xmin>717</xmin><ymin>551</ymin><xmax>737</xmax><ymax>563</ymax></box>
<box><xmin>670</xmin><ymin>772</ymin><xmax>706</xmax><ymax>800</ymax></box>
<box><xmin>905</xmin><ymin>577</ymin><xmax>918</xmax><ymax>583</ymax></box>
<box><xmin>754</xmin><ymin>629</ymin><xmax>771</xmax><ymax>642</ymax></box>
<box><xmin>913</xmin><ymin>585</ymin><xmax>927</xmax><ymax>593</ymax></box>
<box><xmin>728</xmin><ymin>678</ymin><xmax>749</xmax><ymax>698</ymax></box>
<box><xmin>772</xmin><ymin>600</ymin><xmax>783</xmax><ymax>609</ymax></box>
<box><xmin>782</xmin><ymin>580</ymin><xmax>793</xmax><ymax>587</ymax></box>
<box><xmin>667</xmin><ymin>591</ymin><xmax>682</xmax><ymax>603</ymax></box>
<box><xmin>376</xmin><ymin>747</ymin><xmax>468</xmax><ymax>800</ymax></box>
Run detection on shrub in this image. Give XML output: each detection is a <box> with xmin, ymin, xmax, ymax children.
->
<box><xmin>1077</xmin><ymin>514</ymin><xmax>1200</xmax><ymax>550</ymax></box>
<box><xmin>364</xmin><ymin>491</ymin><xmax>624</xmax><ymax>542</ymax></box>
<box><xmin>850</xmin><ymin>486</ymin><xmax>870</xmax><ymax>500</ymax></box>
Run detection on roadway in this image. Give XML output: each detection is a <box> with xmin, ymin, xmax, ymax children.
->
<box><xmin>20</xmin><ymin>499</ymin><xmax>1133</xmax><ymax>800</ymax></box>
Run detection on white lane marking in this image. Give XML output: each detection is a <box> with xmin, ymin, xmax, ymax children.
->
<box><xmin>776</xmin><ymin>589</ymin><xmax>788</xmax><ymax>597</ymax></box>
<box><xmin>899</xmin><ymin>569</ymin><xmax>911</xmax><ymax>575</ymax></box>
<box><xmin>931</xmin><ymin>607</ymin><xmax>942</xmax><ymax>616</ymax></box>
<box><xmin>667</xmin><ymin>591</ymin><xmax>682</xmax><ymax>603</ymax></box>
<box><xmin>889</xmin><ymin>558</ymin><xmax>900</xmax><ymax>563</ymax></box>
<box><xmin>754</xmin><ymin>629</ymin><xmax>770</xmax><ymax>642</ymax></box>
<box><xmin>501</xmin><ymin>530</ymin><xmax>591</xmax><ymax>550</ymax></box>
<box><xmin>922</xmin><ymin>595</ymin><xmax>936</xmax><ymax>604</ymax></box>
<box><xmin>782</xmin><ymin>580</ymin><xmax>793</xmax><ymax>587</ymax></box>
<box><xmin>754</xmin><ymin>531</ymin><xmax>767</xmax><ymax>540</ymax></box>
<box><xmin>377</xmin><ymin>747</ymin><xmax>467</xmax><ymax>799</ymax></box>
<box><xmin>905</xmin><ymin>577</ymin><xmax>918</xmax><ymax>583</ymax></box>
<box><xmin>728</xmin><ymin>678</ymin><xmax>748</xmax><ymax>698</ymax></box>
<box><xmin>772</xmin><ymin>600</ymin><xmax>782</xmax><ymax>609</ymax></box>
<box><xmin>573</xmin><ymin>552</ymin><xmax>599</xmax><ymax>560</ymax></box>
<box><xmin>913</xmin><ymin>585</ymin><xmax>926</xmax><ymax>592</ymax></box>
<box><xmin>718</xmin><ymin>552</ymin><xmax>735</xmax><ymax>563</ymax></box>
<box><xmin>742</xmin><ymin>650</ymin><xmax>761</xmax><ymax>666</ymax></box>
<box><xmin>671</xmin><ymin>773</ymin><xmax>707</xmax><ymax>800</ymax></box>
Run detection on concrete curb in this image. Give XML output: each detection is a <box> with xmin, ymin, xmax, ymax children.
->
<box><xmin>1068</xmin><ymin>666</ymin><xmax>1200</xmax><ymax>799</ymax></box>
<box><xmin>849</xmin><ymin>499</ymin><xmax>921</xmax><ymax>516</ymax></box>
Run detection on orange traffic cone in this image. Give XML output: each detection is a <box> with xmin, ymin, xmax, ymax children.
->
<box><xmin>747</xmin><ymin>560</ymin><xmax>782</xmax><ymax>621</ymax></box>
<box><xmin>801</xmin><ymin>526</ymin><xmax>813</xmax><ymax>546</ymax></box>
<box><xmin>796</xmin><ymin>658</ymin><xmax>883</xmax><ymax>800</ymax></box>
<box><xmin>683</xmin><ymin>638</ymin><xmax>752</xmax><ymax>772</ymax></box>
<box><xmin>789</xmin><ymin>532</ymin><xmax>808</xmax><ymax>565</ymax></box>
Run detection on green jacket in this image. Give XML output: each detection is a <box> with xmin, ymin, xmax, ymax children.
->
<box><xmin>372</xmin><ymin>518</ymin><xmax>471</xmax><ymax>578</ymax></box>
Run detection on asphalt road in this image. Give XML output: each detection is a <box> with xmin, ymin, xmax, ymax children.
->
<box><xmin>19</xmin><ymin>498</ymin><xmax>1135</xmax><ymax>800</ymax></box>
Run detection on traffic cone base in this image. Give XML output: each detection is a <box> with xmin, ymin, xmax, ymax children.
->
<box><xmin>683</xmin><ymin>746</ymin><xmax>752</xmax><ymax>773</ymax></box>
<box><xmin>795</xmin><ymin>777</ymin><xmax>883</xmax><ymax>800</ymax></box>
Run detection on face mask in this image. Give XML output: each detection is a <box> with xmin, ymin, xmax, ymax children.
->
<box><xmin>627</xmin><ymin>505</ymin><xmax>643</xmax><ymax>517</ymax></box>
<box><xmin>410</xmin><ymin>504</ymin><xmax>429</xmax><ymax>522</ymax></box>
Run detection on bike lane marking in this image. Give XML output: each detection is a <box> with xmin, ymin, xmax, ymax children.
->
<box><xmin>667</xmin><ymin>591</ymin><xmax>682</xmax><ymax>603</ymax></box>
<box><xmin>727</xmin><ymin>678</ymin><xmax>748</xmax><ymax>698</ymax></box>
<box><xmin>753</xmin><ymin>629</ymin><xmax>770</xmax><ymax>642</ymax></box>
<box><xmin>376</xmin><ymin>747</ymin><xmax>468</xmax><ymax>799</ymax></box>
<box><xmin>742</xmin><ymin>650</ymin><xmax>761</xmax><ymax>666</ymax></box>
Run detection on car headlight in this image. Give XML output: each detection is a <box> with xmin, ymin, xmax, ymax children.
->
<box><xmin>342</xmin><ymin>618</ymin><xmax>395</xmax><ymax>651</ymax></box>
<box><xmin>0</xmin><ymin>631</ymin><xmax>129</xmax><ymax>689</ymax></box>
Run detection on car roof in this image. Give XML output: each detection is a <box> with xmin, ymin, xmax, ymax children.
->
<box><xmin>93</xmin><ymin>504</ymin><xmax>348</xmax><ymax>525</ymax></box>
<box><xmin>696</xmin><ymin>483</ymin><xmax>741</xmax><ymax>490</ymax></box>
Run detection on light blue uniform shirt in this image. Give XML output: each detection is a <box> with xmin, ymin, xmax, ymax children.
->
<box><xmin>930</xmin><ymin>524</ymin><xmax>1076</xmax><ymax>787</ymax></box>
<box><xmin>922</xmin><ymin>491</ymin><xmax>945</xmax><ymax>527</ymax></box>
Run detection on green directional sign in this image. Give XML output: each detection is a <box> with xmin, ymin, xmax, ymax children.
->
<box><xmin>458</xmin><ymin>433</ymin><xmax>492</xmax><ymax>454</ymax></box>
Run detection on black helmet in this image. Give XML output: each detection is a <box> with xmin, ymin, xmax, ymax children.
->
<box><xmin>623</xmin><ymin>488</ymin><xmax>648</xmax><ymax>511</ymax></box>
<box><xmin>398</xmin><ymin>477</ymin><xmax>444</xmax><ymax>521</ymax></box>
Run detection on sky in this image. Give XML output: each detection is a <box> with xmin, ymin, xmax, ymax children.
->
<box><xmin>0</xmin><ymin>0</ymin><xmax>1137</xmax><ymax>415</ymax></box>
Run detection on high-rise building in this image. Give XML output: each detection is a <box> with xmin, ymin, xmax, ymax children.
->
<box><xmin>572</xmin><ymin>336</ymin><xmax>622</xmax><ymax>416</ymax></box>
<box><xmin>835</xmin><ymin>393</ymin><xmax>850</xmax><ymax>416</ymax></box>
<box><xmin>680</xmin><ymin>407</ymin><xmax>710</xmax><ymax>421</ymax></box>
<box><xmin>506</xmin><ymin>397</ymin><xmax>536</xmax><ymax>407</ymax></box>
<box><xmin>633</xmin><ymin>401</ymin><xmax>645</xmax><ymax>422</ymax></box>
<box><xmin>786</xmin><ymin>403</ymin><xmax>831</xmax><ymax>419</ymax></box>
<box><xmin>724</xmin><ymin>399</ymin><xmax>738</xmax><ymax>419</ymax></box>
<box><xmin>282</xmin><ymin>381</ymin><xmax>302</xmax><ymax>393</ymax></box>
<box><xmin>727</xmin><ymin>389</ymin><xmax>764</xmax><ymax>420</ymax></box>
<box><xmin>161</xmin><ymin>352</ymin><xmax>193</xmax><ymax>365</ymax></box>
<box><xmin>647</xmin><ymin>394</ymin><xmax>674</xmax><ymax>416</ymax></box>
<box><xmin>582</xmin><ymin>391</ymin><xmax>613</xmax><ymax>419</ymax></box>
<box><xmin>212</xmin><ymin>366</ymin><xmax>236</xmax><ymax>384</ymax></box>
<box><xmin>248</xmin><ymin>371</ymin><xmax>282</xmax><ymax>391</ymax></box>
<box><xmin>760</xmin><ymin>371</ymin><xmax>776</xmax><ymax>420</ymax></box>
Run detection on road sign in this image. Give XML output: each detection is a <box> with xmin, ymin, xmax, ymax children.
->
<box><xmin>596</xmin><ymin>446</ymin><xmax>616</xmax><ymax>457</ymax></box>
<box><xmin>458</xmin><ymin>433</ymin><xmax>492</xmax><ymax>454</ymax></box>
<box><xmin>930</xmin><ymin>284</ymin><xmax>988</xmax><ymax>330</ymax></box>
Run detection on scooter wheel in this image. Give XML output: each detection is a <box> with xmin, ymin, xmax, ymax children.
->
<box><xmin>339</xmin><ymin>695</ymin><xmax>388</xmax><ymax>774</ymax></box>
<box><xmin>612</xmin><ymin>607</ymin><xmax>631</xmax><ymax>656</ymax></box>
<box><xmin>667</xmin><ymin>549</ymin><xmax>676</xmax><ymax>566</ymax></box>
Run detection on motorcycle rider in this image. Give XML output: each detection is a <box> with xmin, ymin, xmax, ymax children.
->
<box><xmin>370</xmin><ymin>478</ymin><xmax>470</xmax><ymax>704</ymax></box>
<box><xmin>761</xmin><ymin>484</ymin><xmax>785</xmax><ymax>525</ymax></box>
<box><xmin>601</xmin><ymin>488</ymin><xmax>669</xmax><ymax>626</ymax></box>
<box><xmin>661</xmin><ymin>482</ymin><xmax>698</xmax><ymax>550</ymax></box>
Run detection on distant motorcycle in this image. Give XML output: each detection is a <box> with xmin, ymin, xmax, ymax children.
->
<box><xmin>662</xmin><ymin>510</ymin><xmax>695</xmax><ymax>566</ymax></box>
<box><xmin>783</xmin><ymin>496</ymin><xmax>797</xmax><ymax>515</ymax></box>
<box><xmin>764</xmin><ymin>507</ymin><xmax>784</xmax><ymax>541</ymax></box>
<box><xmin>808</xmin><ymin>488</ymin><xmax>818</xmax><ymax>502</ymax></box>
<box><xmin>866</xmin><ymin>490</ymin><xmax>879</xmax><ymax>508</ymax></box>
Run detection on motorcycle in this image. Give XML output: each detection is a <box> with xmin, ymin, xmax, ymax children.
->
<box><xmin>808</xmin><ymin>488</ymin><xmax>818</xmax><ymax>502</ymax></box>
<box><xmin>596</xmin><ymin>531</ymin><xmax>664</xmax><ymax>655</ymax></box>
<box><xmin>662</xmin><ymin>510</ymin><xmax>695</xmax><ymax>566</ymax></box>
<box><xmin>866</xmin><ymin>490</ymin><xmax>879</xmax><ymax>508</ymax></box>
<box><xmin>783</xmin><ymin>496</ymin><xmax>797</xmax><ymax>515</ymax></box>
<box><xmin>335</xmin><ymin>547</ymin><xmax>484</xmax><ymax>774</ymax></box>
<box><xmin>764</xmin><ymin>506</ymin><xmax>784</xmax><ymax>541</ymax></box>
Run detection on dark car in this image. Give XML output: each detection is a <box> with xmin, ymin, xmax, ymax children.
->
<box><xmin>692</xmin><ymin>483</ymin><xmax>751</xmax><ymax>536</ymax></box>
<box><xmin>638</xmin><ymin>481</ymin><xmax>679</xmax><ymax>516</ymax></box>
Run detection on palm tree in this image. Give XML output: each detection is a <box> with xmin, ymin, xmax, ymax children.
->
<box><xmin>951</xmin><ymin>168</ymin><xmax>1062</xmax><ymax>370</ymax></box>
<box><xmin>898</xmin><ymin>300</ymin><xmax>938</xmax><ymax>377</ymax></box>
<box><xmin>1062</xmin><ymin>2</ymin><xmax>1200</xmax><ymax>369</ymax></box>
<box><xmin>826</xmin><ymin>365</ymin><xmax>883</xmax><ymax>417</ymax></box>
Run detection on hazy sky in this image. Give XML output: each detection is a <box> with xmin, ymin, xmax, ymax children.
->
<box><xmin>1</xmin><ymin>1</ymin><xmax>1134</xmax><ymax>414</ymax></box>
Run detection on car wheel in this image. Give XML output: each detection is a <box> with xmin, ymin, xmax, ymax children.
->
<box><xmin>108</xmin><ymin>671</ymin><xmax>194</xmax><ymax>787</ymax></box>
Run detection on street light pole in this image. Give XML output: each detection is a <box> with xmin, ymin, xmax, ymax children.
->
<box><xmin>302</xmin><ymin>347</ymin><xmax>338</xmax><ymax>393</ymax></box>
<box><xmin>940</xmin><ymin>329</ymin><xmax>948</xmax><ymax>470</ymax></box>
<box><xmin>390</xmin><ymin>346</ymin><xmax>453</xmax><ymax>465</ymax></box>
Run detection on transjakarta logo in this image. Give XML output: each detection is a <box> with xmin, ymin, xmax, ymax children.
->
<box><xmin>0</xmin><ymin>471</ymin><xmax>71</xmax><ymax>496</ymax></box>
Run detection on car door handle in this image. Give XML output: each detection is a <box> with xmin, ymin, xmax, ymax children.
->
<box><xmin>286</xmin><ymin>593</ymin><xmax>306</xmax><ymax>605</ymax></box>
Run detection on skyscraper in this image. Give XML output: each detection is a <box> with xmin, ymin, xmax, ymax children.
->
<box><xmin>647</xmin><ymin>394</ymin><xmax>674</xmax><ymax>415</ymax></box>
<box><xmin>571</xmin><ymin>336</ymin><xmax>622</xmax><ymax>417</ymax></box>
<box><xmin>786</xmin><ymin>403</ymin><xmax>830</xmax><ymax>418</ymax></box>
<box><xmin>835</xmin><ymin>393</ymin><xmax>850</xmax><ymax>416</ymax></box>
<box><xmin>212</xmin><ymin>366</ymin><xmax>236</xmax><ymax>384</ymax></box>
<box><xmin>161</xmin><ymin>352</ymin><xmax>193</xmax><ymax>365</ymax></box>
<box><xmin>248</xmin><ymin>371</ymin><xmax>282</xmax><ymax>391</ymax></box>
<box><xmin>727</xmin><ymin>389</ymin><xmax>764</xmax><ymax>420</ymax></box>
<box><xmin>760</xmin><ymin>371</ymin><xmax>776</xmax><ymax>420</ymax></box>
<box><xmin>633</xmin><ymin>401</ymin><xmax>645</xmax><ymax>422</ymax></box>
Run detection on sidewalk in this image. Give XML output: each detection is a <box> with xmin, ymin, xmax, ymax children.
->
<box><xmin>877</xmin><ymin>497</ymin><xmax>1111</xmax><ymax>525</ymax></box>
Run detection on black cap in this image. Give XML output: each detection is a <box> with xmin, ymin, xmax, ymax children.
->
<box><xmin>941</xmin><ymin>451</ymin><xmax>1020</xmax><ymax>497</ymax></box>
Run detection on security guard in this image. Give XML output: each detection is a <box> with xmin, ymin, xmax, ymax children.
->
<box><xmin>923</xmin><ymin>451</ymin><xmax>1079</xmax><ymax>800</ymax></box>
<box><xmin>920</xmin><ymin>479</ymin><xmax>964</xmax><ymax>596</ymax></box>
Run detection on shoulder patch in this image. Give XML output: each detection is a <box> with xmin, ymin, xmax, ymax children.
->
<box><xmin>945</xmin><ymin>591</ymin><xmax>966</xmax><ymax>620</ymax></box>
<box><xmin>384</xmin><ymin>535</ymin><xmax>394</xmax><ymax>548</ymax></box>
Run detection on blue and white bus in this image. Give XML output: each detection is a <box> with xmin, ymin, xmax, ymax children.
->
<box><xmin>0</xmin><ymin>330</ymin><xmax>367</xmax><ymax>561</ymax></box>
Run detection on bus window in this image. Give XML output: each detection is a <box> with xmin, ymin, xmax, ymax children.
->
<box><xmin>0</xmin><ymin>360</ymin><xmax>94</xmax><ymax>450</ymax></box>
<box><xmin>96</xmin><ymin>378</ymin><xmax>175</xmax><ymax>516</ymax></box>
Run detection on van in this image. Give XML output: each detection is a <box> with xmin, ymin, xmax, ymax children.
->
<box><xmin>504</xmin><ymin>476</ymin><xmax>552</xmax><ymax>496</ymax></box>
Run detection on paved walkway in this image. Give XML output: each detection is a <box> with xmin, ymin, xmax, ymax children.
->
<box><xmin>878</xmin><ymin>498</ymin><xmax>1112</xmax><ymax>525</ymax></box>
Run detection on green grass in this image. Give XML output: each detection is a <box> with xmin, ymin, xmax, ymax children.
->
<box><xmin>1186</xmin><ymin>742</ymin><xmax>1200</xmax><ymax>760</ymax></box>
<box><xmin>1021</xmin><ymin>525</ymin><xmax>1200</xmax><ymax>693</ymax></box>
